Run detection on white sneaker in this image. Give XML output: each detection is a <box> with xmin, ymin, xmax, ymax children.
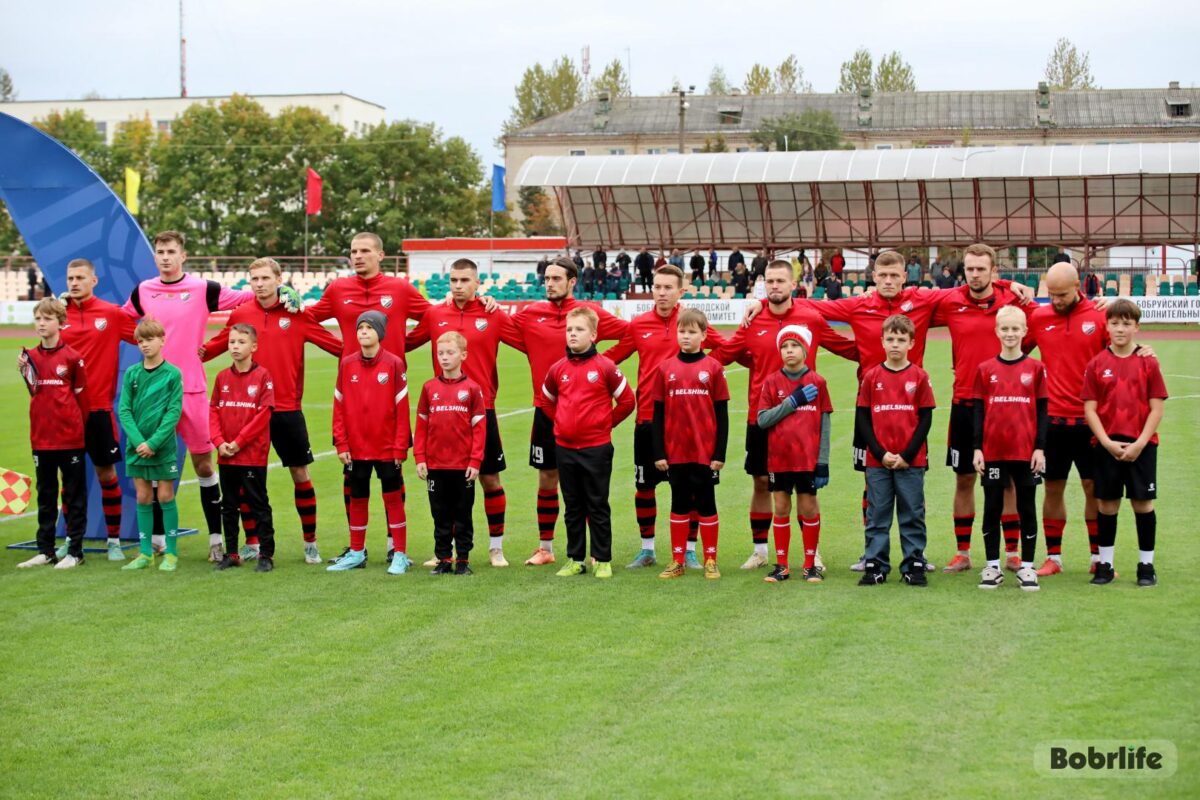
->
<box><xmin>978</xmin><ymin>565</ymin><xmax>1005</xmax><ymax>589</ymax></box>
<box><xmin>489</xmin><ymin>548</ymin><xmax>509</xmax><ymax>567</ymax></box>
<box><xmin>208</xmin><ymin>543</ymin><xmax>223</xmax><ymax>563</ymax></box>
<box><xmin>303</xmin><ymin>542</ymin><xmax>322</xmax><ymax>565</ymax></box>
<box><xmin>740</xmin><ymin>551</ymin><xmax>769</xmax><ymax>570</ymax></box>
<box><xmin>423</xmin><ymin>556</ymin><xmax>440</xmax><ymax>568</ymax></box>
<box><xmin>813</xmin><ymin>551</ymin><xmax>826</xmax><ymax>574</ymax></box>
<box><xmin>18</xmin><ymin>553</ymin><xmax>54</xmax><ymax>568</ymax></box>
<box><xmin>850</xmin><ymin>556</ymin><xmax>867</xmax><ymax>572</ymax></box>
<box><xmin>1016</xmin><ymin>567</ymin><xmax>1040</xmax><ymax>592</ymax></box>
<box><xmin>54</xmin><ymin>554</ymin><xmax>82</xmax><ymax>570</ymax></box>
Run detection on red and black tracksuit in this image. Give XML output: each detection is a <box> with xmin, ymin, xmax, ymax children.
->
<box><xmin>209</xmin><ymin>362</ymin><xmax>276</xmax><ymax>557</ymax></box>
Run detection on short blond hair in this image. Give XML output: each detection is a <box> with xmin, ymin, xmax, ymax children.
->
<box><xmin>677</xmin><ymin>307</ymin><xmax>709</xmax><ymax>331</ymax></box>
<box><xmin>436</xmin><ymin>331</ymin><xmax>467</xmax><ymax>351</ymax></box>
<box><xmin>566</xmin><ymin>306</ymin><xmax>598</xmax><ymax>332</ymax></box>
<box><xmin>874</xmin><ymin>251</ymin><xmax>905</xmax><ymax>270</ymax></box>
<box><xmin>248</xmin><ymin>257</ymin><xmax>282</xmax><ymax>278</ymax></box>
<box><xmin>33</xmin><ymin>297</ymin><xmax>66</xmax><ymax>324</ymax></box>
<box><xmin>963</xmin><ymin>243</ymin><xmax>997</xmax><ymax>267</ymax></box>
<box><xmin>995</xmin><ymin>305</ymin><xmax>1027</xmax><ymax>328</ymax></box>
<box><xmin>135</xmin><ymin>319</ymin><xmax>165</xmax><ymax>340</ymax></box>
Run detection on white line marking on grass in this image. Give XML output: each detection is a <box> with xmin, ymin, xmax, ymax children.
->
<box><xmin>1164</xmin><ymin>374</ymin><xmax>1200</xmax><ymax>380</ymax></box>
<box><xmin>1169</xmin><ymin>394</ymin><xmax>1200</xmax><ymax>400</ymax></box>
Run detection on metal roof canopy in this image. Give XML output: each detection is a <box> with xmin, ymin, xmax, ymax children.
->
<box><xmin>515</xmin><ymin>143</ymin><xmax>1200</xmax><ymax>251</ymax></box>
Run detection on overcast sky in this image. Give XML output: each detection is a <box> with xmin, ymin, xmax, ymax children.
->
<box><xmin>2</xmin><ymin>0</ymin><xmax>1195</xmax><ymax>170</ymax></box>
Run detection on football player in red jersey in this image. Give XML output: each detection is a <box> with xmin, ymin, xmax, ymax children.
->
<box><xmin>971</xmin><ymin>306</ymin><xmax>1049</xmax><ymax>591</ymax></box>
<box><xmin>202</xmin><ymin>258</ymin><xmax>343</xmax><ymax>564</ymax></box>
<box><xmin>602</xmin><ymin>264</ymin><xmax>725</xmax><ymax>569</ymax></box>
<box><xmin>650</xmin><ymin>307</ymin><xmax>730</xmax><ymax>580</ymax></box>
<box><xmin>1081</xmin><ymin>299</ymin><xmax>1168</xmax><ymax>588</ymax></box>
<box><xmin>16</xmin><ymin>298</ymin><xmax>90</xmax><ymax>569</ymax></box>
<box><xmin>856</xmin><ymin>315</ymin><xmax>937</xmax><ymax>586</ymax></box>
<box><xmin>58</xmin><ymin>259</ymin><xmax>137</xmax><ymax>560</ymax></box>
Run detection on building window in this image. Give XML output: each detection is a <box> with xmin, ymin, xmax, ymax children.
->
<box><xmin>157</xmin><ymin>120</ymin><xmax>172</xmax><ymax>135</ymax></box>
<box><xmin>735</xmin><ymin>146</ymin><xmax>750</xmax><ymax>153</ymax></box>
<box><xmin>718</xmin><ymin>107</ymin><xmax>743</xmax><ymax>124</ymax></box>
<box><xmin>666</xmin><ymin>147</ymin><xmax>679</xmax><ymax>154</ymax></box>
<box><xmin>568</xmin><ymin>149</ymin><xmax>586</xmax><ymax>156</ymax></box>
<box><xmin>94</xmin><ymin>121</ymin><xmax>107</xmax><ymax>139</ymax></box>
<box><xmin>608</xmin><ymin>148</ymin><xmax>625</xmax><ymax>155</ymax></box>
<box><xmin>1170</xmin><ymin>102</ymin><xmax>1192</xmax><ymax>118</ymax></box>
<box><xmin>646</xmin><ymin>148</ymin><xmax>661</xmax><ymax>155</ymax></box>
<box><xmin>874</xmin><ymin>143</ymin><xmax>893</xmax><ymax>150</ymax></box>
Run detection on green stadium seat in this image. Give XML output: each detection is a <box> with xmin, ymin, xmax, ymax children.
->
<box><xmin>605</xmin><ymin>292</ymin><xmax>617</xmax><ymax>300</ymax></box>
<box><xmin>526</xmin><ymin>272</ymin><xmax>537</xmax><ymax>283</ymax></box>
<box><xmin>1188</xmin><ymin>283</ymin><xmax>1199</xmax><ymax>296</ymax></box>
<box><xmin>1105</xmin><ymin>287</ymin><xmax>1118</xmax><ymax>297</ymax></box>
<box><xmin>812</xmin><ymin>287</ymin><xmax>825</xmax><ymax>299</ymax></box>
<box><xmin>1173</xmin><ymin>283</ymin><xmax>1186</xmax><ymax>296</ymax></box>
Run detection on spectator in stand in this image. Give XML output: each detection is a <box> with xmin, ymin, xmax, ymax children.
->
<box><xmin>572</xmin><ymin>250</ymin><xmax>586</xmax><ymax>270</ymax></box>
<box><xmin>823</xmin><ymin>274</ymin><xmax>844</xmax><ymax>300</ymax></box>
<box><xmin>536</xmin><ymin>255</ymin><xmax>550</xmax><ymax>283</ymax></box>
<box><xmin>27</xmin><ymin>265</ymin><xmax>39</xmax><ymax>301</ymax></box>
<box><xmin>592</xmin><ymin>248</ymin><xmax>607</xmax><ymax>270</ymax></box>
<box><xmin>655</xmin><ymin>252</ymin><xmax>668</xmax><ymax>269</ymax></box>
<box><xmin>708</xmin><ymin>247</ymin><xmax>719</xmax><ymax>279</ymax></box>
<box><xmin>866</xmin><ymin>252</ymin><xmax>877</xmax><ymax>288</ymax></box>
<box><xmin>616</xmin><ymin>249</ymin><xmax>632</xmax><ymax>284</ymax></box>
<box><xmin>690</xmin><ymin>250</ymin><xmax>706</xmax><ymax>284</ymax></box>
<box><xmin>1083</xmin><ymin>269</ymin><xmax>1100</xmax><ymax>299</ymax></box>
<box><xmin>606</xmin><ymin>261</ymin><xmax>623</xmax><ymax>296</ymax></box>
<box><xmin>728</xmin><ymin>247</ymin><xmax>746</xmax><ymax>274</ymax></box>
<box><xmin>668</xmin><ymin>249</ymin><xmax>685</xmax><ymax>270</ymax></box>
<box><xmin>802</xmin><ymin>257</ymin><xmax>815</xmax><ymax>296</ymax></box>
<box><xmin>750</xmin><ymin>250</ymin><xmax>769</xmax><ymax>281</ymax></box>
<box><xmin>581</xmin><ymin>261</ymin><xmax>596</xmax><ymax>296</ymax></box>
<box><xmin>731</xmin><ymin>262</ymin><xmax>750</xmax><ymax>297</ymax></box>
<box><xmin>954</xmin><ymin>260</ymin><xmax>966</xmax><ymax>284</ymax></box>
<box><xmin>830</xmin><ymin>250</ymin><xmax>845</xmax><ymax>280</ymax></box>
<box><xmin>936</xmin><ymin>265</ymin><xmax>957</xmax><ymax>290</ymax></box>
<box><xmin>635</xmin><ymin>247</ymin><xmax>656</xmax><ymax>292</ymax></box>
<box><xmin>814</xmin><ymin>255</ymin><xmax>828</xmax><ymax>287</ymax></box>
<box><xmin>906</xmin><ymin>256</ymin><xmax>923</xmax><ymax>287</ymax></box>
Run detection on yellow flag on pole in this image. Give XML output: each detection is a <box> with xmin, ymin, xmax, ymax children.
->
<box><xmin>124</xmin><ymin>167</ymin><xmax>141</xmax><ymax>215</ymax></box>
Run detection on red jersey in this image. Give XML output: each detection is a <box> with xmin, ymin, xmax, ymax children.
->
<box><xmin>715</xmin><ymin>301</ymin><xmax>857</xmax><ymax>423</ymax></box>
<box><xmin>27</xmin><ymin>342</ymin><xmax>88</xmax><ymax>450</ymax></box>
<box><xmin>1024</xmin><ymin>296</ymin><xmax>1108</xmax><ymax>419</ymax></box>
<box><xmin>414</xmin><ymin>374</ymin><xmax>487</xmax><ymax>470</ymax></box>
<box><xmin>406</xmin><ymin>298</ymin><xmax>522</xmax><ymax>410</ymax></box>
<box><xmin>602</xmin><ymin>305</ymin><xmax>725</xmax><ymax>423</ymax></box>
<box><xmin>933</xmin><ymin>284</ymin><xmax>1028</xmax><ymax>402</ymax></box>
<box><xmin>972</xmin><ymin>355</ymin><xmax>1049</xmax><ymax>461</ymax></box>
<box><xmin>509</xmin><ymin>297</ymin><xmax>629</xmax><ymax>410</ymax></box>
<box><xmin>1081</xmin><ymin>347</ymin><xmax>1168</xmax><ymax>444</ymax></box>
<box><xmin>333</xmin><ymin>349</ymin><xmax>411</xmax><ymax>462</ymax></box>
<box><xmin>856</xmin><ymin>363</ymin><xmax>937</xmax><ymax>468</ymax></box>
<box><xmin>61</xmin><ymin>295</ymin><xmax>137</xmax><ymax>411</ymax></box>
<box><xmin>650</xmin><ymin>353</ymin><xmax>730</xmax><ymax>464</ymax></box>
<box><xmin>541</xmin><ymin>349</ymin><xmax>635</xmax><ymax>449</ymax></box>
<box><xmin>203</xmin><ymin>299</ymin><xmax>343</xmax><ymax>412</ymax></box>
<box><xmin>208</xmin><ymin>362</ymin><xmax>275</xmax><ymax>466</ymax></box>
<box><xmin>815</xmin><ymin>288</ymin><xmax>945</xmax><ymax>374</ymax></box>
<box><xmin>307</xmin><ymin>272</ymin><xmax>430</xmax><ymax>366</ymax></box>
<box><xmin>757</xmin><ymin>369</ymin><xmax>833</xmax><ymax>473</ymax></box>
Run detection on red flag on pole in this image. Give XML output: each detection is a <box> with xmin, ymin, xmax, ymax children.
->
<box><xmin>306</xmin><ymin>168</ymin><xmax>323</xmax><ymax>215</ymax></box>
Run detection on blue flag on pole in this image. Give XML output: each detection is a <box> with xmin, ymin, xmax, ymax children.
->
<box><xmin>491</xmin><ymin>164</ymin><xmax>506</xmax><ymax>213</ymax></box>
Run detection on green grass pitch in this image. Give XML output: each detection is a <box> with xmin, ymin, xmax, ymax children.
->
<box><xmin>1</xmin><ymin>329</ymin><xmax>1197</xmax><ymax>798</ymax></box>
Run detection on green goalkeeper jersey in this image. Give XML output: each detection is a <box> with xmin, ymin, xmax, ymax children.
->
<box><xmin>117</xmin><ymin>360</ymin><xmax>183</xmax><ymax>468</ymax></box>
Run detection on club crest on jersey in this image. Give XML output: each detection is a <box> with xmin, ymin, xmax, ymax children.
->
<box><xmin>248</xmin><ymin>385</ymin><xmax>258</xmax><ymax>397</ymax></box>
<box><xmin>1082</xmin><ymin>321</ymin><xmax>1096</xmax><ymax>335</ymax></box>
<box><xmin>1020</xmin><ymin>372</ymin><xmax>1034</xmax><ymax>386</ymax></box>
<box><xmin>990</xmin><ymin>374</ymin><xmax>999</xmax><ymax>383</ymax></box>
<box><xmin>475</xmin><ymin>318</ymin><xmax>488</xmax><ymax>332</ymax></box>
<box><xmin>1102</xmin><ymin>368</ymin><xmax>1113</xmax><ymax>378</ymax></box>
<box><xmin>875</xmin><ymin>382</ymin><xmax>884</xmax><ymax>390</ymax></box>
<box><xmin>377</xmin><ymin>371</ymin><xmax>389</xmax><ymax>385</ymax></box>
<box><xmin>380</xmin><ymin>295</ymin><xmax>393</xmax><ymax>309</ymax></box>
<box><xmin>901</xmin><ymin>300</ymin><xmax>914</xmax><ymax>312</ymax></box>
<box><xmin>457</xmin><ymin>390</ymin><xmax>470</xmax><ymax>401</ymax></box>
<box><xmin>221</xmin><ymin>384</ymin><xmax>230</xmax><ymax>392</ymax></box>
<box><xmin>55</xmin><ymin>365</ymin><xmax>68</xmax><ymax>378</ymax></box>
<box><xmin>699</xmin><ymin>371</ymin><xmax>711</xmax><ymax>384</ymax></box>
<box><xmin>180</xmin><ymin>292</ymin><xmax>190</xmax><ymax>302</ymax></box>
<box><xmin>279</xmin><ymin>317</ymin><xmax>291</xmax><ymax>330</ymax></box>
<box><xmin>94</xmin><ymin>318</ymin><xmax>107</xmax><ymax>331</ymax></box>
<box><xmin>587</xmin><ymin>370</ymin><xmax>600</xmax><ymax>383</ymax></box>
<box><xmin>905</xmin><ymin>381</ymin><xmax>917</xmax><ymax>394</ymax></box>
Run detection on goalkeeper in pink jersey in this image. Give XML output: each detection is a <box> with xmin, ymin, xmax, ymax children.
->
<box><xmin>122</xmin><ymin>231</ymin><xmax>301</xmax><ymax>561</ymax></box>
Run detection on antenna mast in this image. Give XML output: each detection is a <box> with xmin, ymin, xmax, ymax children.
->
<box><xmin>179</xmin><ymin>0</ymin><xmax>188</xmax><ymax>98</ymax></box>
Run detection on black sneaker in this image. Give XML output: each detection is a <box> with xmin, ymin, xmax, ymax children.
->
<box><xmin>327</xmin><ymin>547</ymin><xmax>366</xmax><ymax>565</ymax></box>
<box><xmin>1090</xmin><ymin>562</ymin><xmax>1115</xmax><ymax>585</ymax></box>
<box><xmin>454</xmin><ymin>561</ymin><xmax>473</xmax><ymax>576</ymax></box>
<box><xmin>763</xmin><ymin>564</ymin><xmax>790</xmax><ymax>583</ymax></box>
<box><xmin>430</xmin><ymin>560</ymin><xmax>455</xmax><ymax>575</ymax></box>
<box><xmin>858</xmin><ymin>560</ymin><xmax>886</xmax><ymax>585</ymax></box>
<box><xmin>1136</xmin><ymin>562</ymin><xmax>1157</xmax><ymax>588</ymax></box>
<box><xmin>902</xmin><ymin>567</ymin><xmax>928</xmax><ymax>587</ymax></box>
<box><xmin>255</xmin><ymin>556</ymin><xmax>274</xmax><ymax>573</ymax></box>
<box><xmin>214</xmin><ymin>554</ymin><xmax>241</xmax><ymax>571</ymax></box>
<box><xmin>801</xmin><ymin>566</ymin><xmax>823</xmax><ymax>583</ymax></box>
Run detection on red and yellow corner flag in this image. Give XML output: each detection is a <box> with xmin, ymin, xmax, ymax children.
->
<box><xmin>0</xmin><ymin>469</ymin><xmax>32</xmax><ymax>515</ymax></box>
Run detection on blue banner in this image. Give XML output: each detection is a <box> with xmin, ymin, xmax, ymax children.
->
<box><xmin>491</xmin><ymin>164</ymin><xmax>506</xmax><ymax>213</ymax></box>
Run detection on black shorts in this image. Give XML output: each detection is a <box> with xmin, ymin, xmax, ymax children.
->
<box><xmin>481</xmin><ymin>409</ymin><xmax>507</xmax><ymax>475</ymax></box>
<box><xmin>1092</xmin><ymin>442</ymin><xmax>1157</xmax><ymax>501</ymax></box>
<box><xmin>851</xmin><ymin>413</ymin><xmax>867</xmax><ymax>472</ymax></box>
<box><xmin>633</xmin><ymin>422</ymin><xmax>667</xmax><ymax>489</ymax></box>
<box><xmin>667</xmin><ymin>462</ymin><xmax>719</xmax><ymax>515</ymax></box>
<box><xmin>945</xmin><ymin>402</ymin><xmax>976</xmax><ymax>475</ymax></box>
<box><xmin>744</xmin><ymin>423</ymin><xmax>769</xmax><ymax>477</ymax></box>
<box><xmin>1044</xmin><ymin>421</ymin><xmax>1095</xmax><ymax>482</ymax></box>
<box><xmin>980</xmin><ymin>460</ymin><xmax>1042</xmax><ymax>488</ymax></box>
<box><xmin>769</xmin><ymin>471</ymin><xmax>817</xmax><ymax>494</ymax></box>
<box><xmin>270</xmin><ymin>410</ymin><xmax>315</xmax><ymax>467</ymax></box>
<box><xmin>84</xmin><ymin>409</ymin><xmax>122</xmax><ymax>466</ymax></box>
<box><xmin>529</xmin><ymin>407</ymin><xmax>557</xmax><ymax>470</ymax></box>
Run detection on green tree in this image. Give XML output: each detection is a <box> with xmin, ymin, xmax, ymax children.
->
<box><xmin>107</xmin><ymin>116</ymin><xmax>160</xmax><ymax>227</ymax></box>
<box><xmin>501</xmin><ymin>56</ymin><xmax>583</xmax><ymax>138</ymax></box>
<box><xmin>706</xmin><ymin>65</ymin><xmax>732</xmax><ymax>95</ymax></box>
<box><xmin>0</xmin><ymin>67</ymin><xmax>15</xmax><ymax>102</ymax></box>
<box><xmin>700</xmin><ymin>133</ymin><xmax>729</xmax><ymax>153</ymax></box>
<box><xmin>590</xmin><ymin>58</ymin><xmax>630</xmax><ymax>99</ymax></box>
<box><xmin>1044</xmin><ymin>37</ymin><xmax>1098</xmax><ymax>89</ymax></box>
<box><xmin>34</xmin><ymin>109</ymin><xmax>107</xmax><ymax>172</ymax></box>
<box><xmin>774</xmin><ymin>55</ymin><xmax>812</xmax><ymax>94</ymax></box>
<box><xmin>518</xmin><ymin>186</ymin><xmax>562</xmax><ymax>236</ymax></box>
<box><xmin>259</xmin><ymin>105</ymin><xmax>345</xmax><ymax>255</ymax></box>
<box><xmin>874</xmin><ymin>51</ymin><xmax>916</xmax><ymax>92</ymax></box>
<box><xmin>743</xmin><ymin>64</ymin><xmax>773</xmax><ymax>95</ymax></box>
<box><xmin>837</xmin><ymin>48</ymin><xmax>873</xmax><ymax>93</ymax></box>
<box><xmin>751</xmin><ymin>109</ymin><xmax>848</xmax><ymax>151</ymax></box>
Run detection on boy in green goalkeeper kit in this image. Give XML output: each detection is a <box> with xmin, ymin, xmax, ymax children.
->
<box><xmin>118</xmin><ymin>319</ymin><xmax>184</xmax><ymax>571</ymax></box>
